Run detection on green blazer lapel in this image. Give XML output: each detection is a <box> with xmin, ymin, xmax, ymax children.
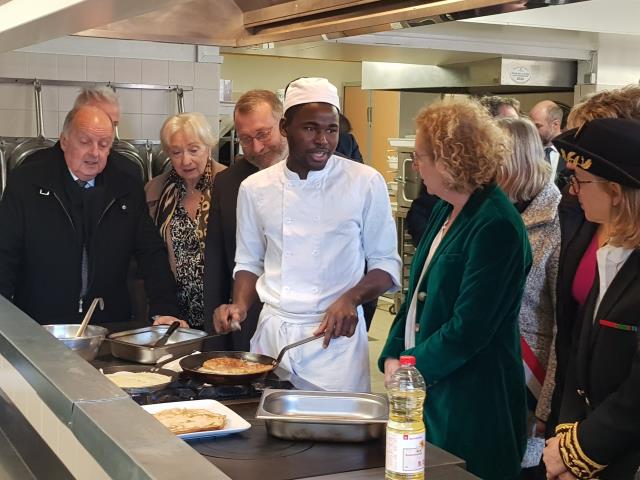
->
<box><xmin>414</xmin><ymin>184</ymin><xmax>499</xmax><ymax>290</ymax></box>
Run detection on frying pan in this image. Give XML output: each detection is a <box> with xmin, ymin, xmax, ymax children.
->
<box><xmin>8</xmin><ymin>81</ymin><xmax>55</xmax><ymax>170</ymax></box>
<box><xmin>100</xmin><ymin>364</ymin><xmax>178</xmax><ymax>394</ymax></box>
<box><xmin>180</xmin><ymin>334</ymin><xmax>322</xmax><ymax>385</ymax></box>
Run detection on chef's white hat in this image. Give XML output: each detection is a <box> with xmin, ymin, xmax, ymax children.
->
<box><xmin>283</xmin><ymin>77</ymin><xmax>340</xmax><ymax>114</ymax></box>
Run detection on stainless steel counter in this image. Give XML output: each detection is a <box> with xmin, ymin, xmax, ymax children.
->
<box><xmin>0</xmin><ymin>296</ymin><xmax>228</xmax><ymax>479</ymax></box>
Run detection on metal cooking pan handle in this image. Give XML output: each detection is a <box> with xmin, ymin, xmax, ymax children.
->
<box><xmin>274</xmin><ymin>334</ymin><xmax>323</xmax><ymax>368</ymax></box>
<box><xmin>34</xmin><ymin>80</ymin><xmax>45</xmax><ymax>139</ymax></box>
<box><xmin>176</xmin><ymin>87</ymin><xmax>184</xmax><ymax>114</ymax></box>
<box><xmin>0</xmin><ymin>142</ymin><xmax>7</xmax><ymax>200</ymax></box>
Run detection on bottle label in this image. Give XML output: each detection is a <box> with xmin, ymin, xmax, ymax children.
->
<box><xmin>386</xmin><ymin>430</ymin><xmax>425</xmax><ymax>474</ymax></box>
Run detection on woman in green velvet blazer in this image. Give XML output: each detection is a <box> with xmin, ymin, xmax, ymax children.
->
<box><xmin>379</xmin><ymin>98</ymin><xmax>531</xmax><ymax>480</ymax></box>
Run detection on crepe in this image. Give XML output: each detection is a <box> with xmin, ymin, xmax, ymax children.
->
<box><xmin>152</xmin><ymin>408</ymin><xmax>226</xmax><ymax>434</ymax></box>
<box><xmin>199</xmin><ymin>357</ymin><xmax>273</xmax><ymax>375</ymax></box>
<box><xmin>105</xmin><ymin>371</ymin><xmax>171</xmax><ymax>389</ymax></box>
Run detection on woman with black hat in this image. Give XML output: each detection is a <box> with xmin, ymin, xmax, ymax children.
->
<box><xmin>542</xmin><ymin>118</ymin><xmax>640</xmax><ymax>480</ymax></box>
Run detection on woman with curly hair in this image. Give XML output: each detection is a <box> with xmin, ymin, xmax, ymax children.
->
<box><xmin>379</xmin><ymin>98</ymin><xmax>531</xmax><ymax>480</ymax></box>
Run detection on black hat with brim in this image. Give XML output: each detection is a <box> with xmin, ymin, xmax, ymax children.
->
<box><xmin>552</xmin><ymin>117</ymin><xmax>640</xmax><ymax>189</ymax></box>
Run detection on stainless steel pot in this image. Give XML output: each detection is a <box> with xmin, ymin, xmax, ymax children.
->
<box><xmin>112</xmin><ymin>125</ymin><xmax>147</xmax><ymax>182</ymax></box>
<box><xmin>43</xmin><ymin>324</ymin><xmax>109</xmax><ymax>361</ymax></box>
<box><xmin>8</xmin><ymin>81</ymin><xmax>55</xmax><ymax>170</ymax></box>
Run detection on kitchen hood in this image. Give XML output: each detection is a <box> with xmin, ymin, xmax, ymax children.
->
<box><xmin>76</xmin><ymin>0</ymin><xmax>591</xmax><ymax>48</ymax></box>
<box><xmin>361</xmin><ymin>57</ymin><xmax>577</xmax><ymax>93</ymax></box>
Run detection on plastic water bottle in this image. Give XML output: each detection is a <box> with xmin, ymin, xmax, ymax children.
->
<box><xmin>385</xmin><ymin>355</ymin><xmax>426</xmax><ymax>480</ymax></box>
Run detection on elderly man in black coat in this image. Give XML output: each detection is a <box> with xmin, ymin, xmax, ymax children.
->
<box><xmin>0</xmin><ymin>105</ymin><xmax>181</xmax><ymax>329</ymax></box>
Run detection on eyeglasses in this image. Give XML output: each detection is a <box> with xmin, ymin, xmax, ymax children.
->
<box><xmin>238</xmin><ymin>126</ymin><xmax>274</xmax><ymax>147</ymax></box>
<box><xmin>568</xmin><ymin>174</ymin><xmax>609</xmax><ymax>194</ymax></box>
<box><xmin>410</xmin><ymin>151</ymin><xmax>429</xmax><ymax>163</ymax></box>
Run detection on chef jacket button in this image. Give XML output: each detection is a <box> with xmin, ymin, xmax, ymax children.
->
<box><xmin>312</xmin><ymin>249</ymin><xmax>319</xmax><ymax>255</ymax></box>
<box><xmin>121</xmin><ymin>204</ymin><xmax>127</xmax><ymax>210</ymax></box>
<box><xmin>283</xmin><ymin>286</ymin><xmax>290</xmax><ymax>292</ymax></box>
<box><xmin>313</xmin><ymin>216</ymin><xmax>319</xmax><ymax>222</ymax></box>
<box><xmin>312</xmin><ymin>287</ymin><xmax>319</xmax><ymax>293</ymax></box>
<box><xmin>417</xmin><ymin>292</ymin><xmax>427</xmax><ymax>302</ymax></box>
<box><xmin>285</xmin><ymin>217</ymin><xmax>292</xmax><ymax>224</ymax></box>
<box><xmin>415</xmin><ymin>324</ymin><xmax>420</xmax><ymax>333</ymax></box>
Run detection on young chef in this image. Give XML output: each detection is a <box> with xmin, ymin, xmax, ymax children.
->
<box><xmin>214</xmin><ymin>77</ymin><xmax>401</xmax><ymax>391</ymax></box>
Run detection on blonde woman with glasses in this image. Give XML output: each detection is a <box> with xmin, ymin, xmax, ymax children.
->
<box><xmin>146</xmin><ymin>112</ymin><xmax>226</xmax><ymax>329</ymax></box>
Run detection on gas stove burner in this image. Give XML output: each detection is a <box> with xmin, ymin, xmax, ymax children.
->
<box><xmin>191</xmin><ymin>420</ymin><xmax>313</xmax><ymax>460</ymax></box>
<box><xmin>129</xmin><ymin>371</ymin><xmax>295</xmax><ymax>406</ymax></box>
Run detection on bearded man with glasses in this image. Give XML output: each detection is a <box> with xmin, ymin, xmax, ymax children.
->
<box><xmin>203</xmin><ymin>90</ymin><xmax>288</xmax><ymax>351</ymax></box>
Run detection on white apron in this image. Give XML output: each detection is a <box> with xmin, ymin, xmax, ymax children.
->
<box><xmin>250</xmin><ymin>304</ymin><xmax>371</xmax><ymax>392</ymax></box>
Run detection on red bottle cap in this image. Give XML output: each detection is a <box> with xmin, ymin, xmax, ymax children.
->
<box><xmin>399</xmin><ymin>355</ymin><xmax>416</xmax><ymax>366</ymax></box>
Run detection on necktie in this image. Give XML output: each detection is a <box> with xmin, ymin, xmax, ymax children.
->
<box><xmin>544</xmin><ymin>147</ymin><xmax>553</xmax><ymax>164</ymax></box>
<box><xmin>76</xmin><ymin>179</ymin><xmax>88</xmax><ymax>189</ymax></box>
<box><xmin>75</xmin><ymin>179</ymin><xmax>90</xmax><ymax>311</ymax></box>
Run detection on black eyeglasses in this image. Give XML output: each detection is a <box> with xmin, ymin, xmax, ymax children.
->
<box><xmin>568</xmin><ymin>174</ymin><xmax>609</xmax><ymax>194</ymax></box>
<box><xmin>238</xmin><ymin>126</ymin><xmax>274</xmax><ymax>147</ymax></box>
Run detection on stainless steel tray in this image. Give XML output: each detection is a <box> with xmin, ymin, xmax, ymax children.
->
<box><xmin>107</xmin><ymin>326</ymin><xmax>207</xmax><ymax>364</ymax></box>
<box><xmin>256</xmin><ymin>389</ymin><xmax>388</xmax><ymax>442</ymax></box>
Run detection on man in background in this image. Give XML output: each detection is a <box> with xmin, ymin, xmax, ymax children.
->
<box><xmin>203</xmin><ymin>90</ymin><xmax>288</xmax><ymax>350</ymax></box>
<box><xmin>479</xmin><ymin>95</ymin><xmax>520</xmax><ymax>118</ymax></box>
<box><xmin>529</xmin><ymin>100</ymin><xmax>565</xmax><ymax>183</ymax></box>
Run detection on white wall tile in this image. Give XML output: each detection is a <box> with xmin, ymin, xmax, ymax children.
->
<box><xmin>26</xmin><ymin>52</ymin><xmax>58</xmax><ymax>79</ymax></box>
<box><xmin>141</xmin><ymin>59</ymin><xmax>169</xmax><ymax>85</ymax></box>
<box><xmin>58</xmin><ymin>111</ymin><xmax>68</xmax><ymax>133</ymax></box>
<box><xmin>141</xmin><ymin>114</ymin><xmax>166</xmax><ymax>139</ymax></box>
<box><xmin>86</xmin><ymin>56</ymin><xmax>114</xmax><ymax>82</ymax></box>
<box><xmin>194</xmin><ymin>89</ymin><xmax>219</xmax><ymax>115</ymax></box>
<box><xmin>116</xmin><ymin>89</ymin><xmax>141</xmax><ymax>114</ymax></box>
<box><xmin>141</xmin><ymin>90</ymin><xmax>168</xmax><ymax>115</ymax></box>
<box><xmin>43</xmin><ymin>110</ymin><xmax>59</xmax><ymax>137</ymax></box>
<box><xmin>0</xmin><ymin>109</ymin><xmax>31</xmax><ymax>136</ymax></box>
<box><xmin>41</xmin><ymin>86</ymin><xmax>59</xmax><ymax>112</ymax></box>
<box><xmin>168</xmin><ymin>61</ymin><xmax>194</xmax><ymax>87</ymax></box>
<box><xmin>194</xmin><ymin>62</ymin><xmax>219</xmax><ymax>89</ymax></box>
<box><xmin>57</xmin><ymin>55</ymin><xmax>86</xmax><ymax>81</ymax></box>
<box><xmin>206</xmin><ymin>115</ymin><xmax>219</xmax><ymax>138</ymax></box>
<box><xmin>118</xmin><ymin>113</ymin><xmax>142</xmax><ymax>139</ymax></box>
<box><xmin>115</xmin><ymin>57</ymin><xmax>142</xmax><ymax>83</ymax></box>
<box><xmin>0</xmin><ymin>52</ymin><xmax>28</xmax><ymax>77</ymax></box>
<box><xmin>0</xmin><ymin>84</ymin><xmax>32</xmax><ymax>110</ymax></box>
<box><xmin>58</xmin><ymin>85</ymin><xmax>83</xmax><ymax>112</ymax></box>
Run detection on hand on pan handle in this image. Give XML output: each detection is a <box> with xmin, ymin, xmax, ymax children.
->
<box><xmin>313</xmin><ymin>293</ymin><xmax>358</xmax><ymax>348</ymax></box>
<box><xmin>213</xmin><ymin>304</ymin><xmax>247</xmax><ymax>334</ymax></box>
<box><xmin>152</xmin><ymin>316</ymin><xmax>189</xmax><ymax>329</ymax></box>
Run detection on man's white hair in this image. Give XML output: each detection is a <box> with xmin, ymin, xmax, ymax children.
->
<box><xmin>73</xmin><ymin>86</ymin><xmax>119</xmax><ymax>109</ymax></box>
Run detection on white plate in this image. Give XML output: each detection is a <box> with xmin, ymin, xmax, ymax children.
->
<box><xmin>141</xmin><ymin>399</ymin><xmax>251</xmax><ymax>439</ymax></box>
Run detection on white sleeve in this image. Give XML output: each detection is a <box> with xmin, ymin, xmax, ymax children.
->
<box><xmin>362</xmin><ymin>173</ymin><xmax>402</xmax><ymax>292</ymax></box>
<box><xmin>233</xmin><ymin>183</ymin><xmax>265</xmax><ymax>278</ymax></box>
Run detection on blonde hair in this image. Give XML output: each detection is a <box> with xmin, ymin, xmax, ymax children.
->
<box><xmin>415</xmin><ymin>98</ymin><xmax>509</xmax><ymax>193</ymax></box>
<box><xmin>568</xmin><ymin>85</ymin><xmax>640</xmax><ymax>129</ymax></box>
<box><xmin>608</xmin><ymin>186</ymin><xmax>640</xmax><ymax>248</ymax></box>
<box><xmin>496</xmin><ymin>117</ymin><xmax>551</xmax><ymax>202</ymax></box>
<box><xmin>160</xmin><ymin>112</ymin><xmax>217</xmax><ymax>152</ymax></box>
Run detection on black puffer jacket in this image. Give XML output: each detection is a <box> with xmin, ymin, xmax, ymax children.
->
<box><xmin>0</xmin><ymin>147</ymin><xmax>178</xmax><ymax>325</ymax></box>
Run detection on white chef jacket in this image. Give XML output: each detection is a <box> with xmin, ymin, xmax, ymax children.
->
<box><xmin>234</xmin><ymin>155</ymin><xmax>401</xmax><ymax>391</ymax></box>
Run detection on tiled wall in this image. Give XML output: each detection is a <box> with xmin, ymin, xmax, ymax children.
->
<box><xmin>0</xmin><ymin>51</ymin><xmax>221</xmax><ymax>140</ymax></box>
<box><xmin>0</xmin><ymin>353</ymin><xmax>110</xmax><ymax>479</ymax></box>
